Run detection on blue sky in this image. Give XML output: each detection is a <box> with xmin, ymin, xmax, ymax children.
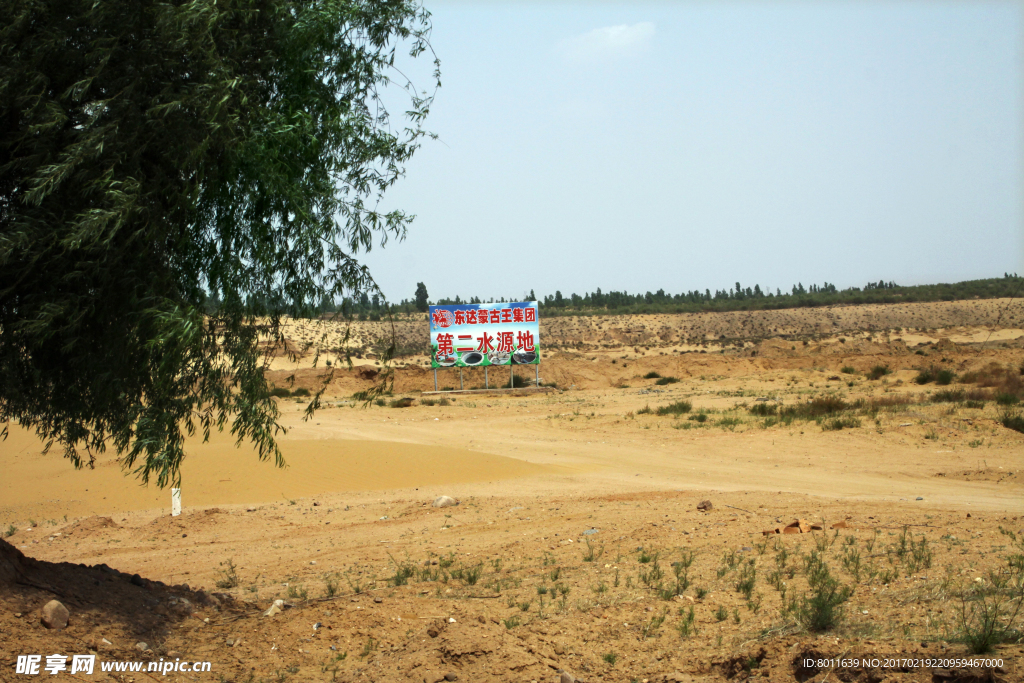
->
<box><xmin>360</xmin><ymin>1</ymin><xmax>1024</xmax><ymax>304</ymax></box>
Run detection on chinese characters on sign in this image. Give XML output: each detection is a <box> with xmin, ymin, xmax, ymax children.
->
<box><xmin>429</xmin><ymin>302</ymin><xmax>539</xmax><ymax>368</ymax></box>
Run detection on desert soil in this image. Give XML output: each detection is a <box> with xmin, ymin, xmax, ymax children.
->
<box><xmin>2</xmin><ymin>298</ymin><xmax>1023</xmax><ymax>683</ymax></box>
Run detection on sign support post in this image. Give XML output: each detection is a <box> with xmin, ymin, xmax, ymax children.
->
<box><xmin>459</xmin><ymin>368</ymin><xmax>463</xmax><ymax>390</ymax></box>
<box><xmin>535</xmin><ymin>364</ymin><xmax>539</xmax><ymax>386</ymax></box>
<box><xmin>510</xmin><ymin>365</ymin><xmax>513</xmax><ymax>389</ymax></box>
<box><xmin>485</xmin><ymin>367</ymin><xmax>488</xmax><ymax>389</ymax></box>
<box><xmin>433</xmin><ymin>369</ymin><xmax>437</xmax><ymax>391</ymax></box>
<box><xmin>171</xmin><ymin>488</ymin><xmax>181</xmax><ymax>517</ymax></box>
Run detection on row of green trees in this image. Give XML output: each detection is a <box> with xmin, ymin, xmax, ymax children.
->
<box><xmin>293</xmin><ymin>275</ymin><xmax>1020</xmax><ymax>320</ymax></box>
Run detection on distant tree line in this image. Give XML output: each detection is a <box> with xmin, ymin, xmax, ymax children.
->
<box><xmin>207</xmin><ymin>274</ymin><xmax>1021</xmax><ymax>320</ymax></box>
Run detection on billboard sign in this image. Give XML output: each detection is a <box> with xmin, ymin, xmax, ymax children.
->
<box><xmin>429</xmin><ymin>302</ymin><xmax>539</xmax><ymax>368</ymax></box>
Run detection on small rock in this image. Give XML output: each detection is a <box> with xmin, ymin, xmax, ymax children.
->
<box><xmin>263</xmin><ymin>599</ymin><xmax>285</xmax><ymax>617</ymax></box>
<box><xmin>41</xmin><ymin>600</ymin><xmax>69</xmax><ymax>630</ymax></box>
<box><xmin>432</xmin><ymin>496</ymin><xmax>459</xmax><ymax>508</ymax></box>
<box><xmin>916</xmin><ymin>497</ymin><xmax>924</xmax><ymax>501</ymax></box>
<box><xmin>226</xmin><ymin>638</ymin><xmax>235</xmax><ymax>647</ymax></box>
<box><xmin>560</xmin><ymin>672</ymin><xmax>575</xmax><ymax>683</ymax></box>
<box><xmin>130</xmin><ymin>574</ymin><xmax>145</xmax><ymax>587</ymax></box>
<box><xmin>181</xmin><ymin>533</ymin><xmax>187</xmax><ymax>538</ymax></box>
<box><xmin>444</xmin><ymin>674</ymin><xmax>458</xmax><ymax>682</ymax></box>
<box><xmin>13</xmin><ymin>612</ymin><xmax>22</xmax><ymax>618</ymax></box>
<box><xmin>135</xmin><ymin>642</ymin><xmax>149</xmax><ymax>652</ymax></box>
<box><xmin>448</xmin><ymin>617</ymin><xmax>456</xmax><ymax>623</ymax></box>
<box><xmin>373</xmin><ymin>597</ymin><xmax>383</xmax><ymax>604</ymax></box>
<box><xmin>696</xmin><ymin>500</ymin><xmax>713</xmax><ymax>511</ymax></box>
<box><xmin>582</xmin><ymin>528</ymin><xmax>599</xmax><ymax>535</ymax></box>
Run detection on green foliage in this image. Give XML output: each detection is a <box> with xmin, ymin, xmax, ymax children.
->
<box><xmin>936</xmin><ymin>369</ymin><xmax>955</xmax><ymax>385</ymax></box>
<box><xmin>821</xmin><ymin>416</ymin><xmax>861</xmax><ymax>431</ymax></box>
<box><xmin>643</xmin><ymin>371</ymin><xmax>662</xmax><ymax>379</ymax></box>
<box><xmin>270</xmin><ymin>387</ymin><xmax>292</xmax><ymax>398</ymax></box>
<box><xmin>748</xmin><ymin>402</ymin><xmax>777</xmax><ymax>416</ymax></box>
<box><xmin>654</xmin><ymin>376</ymin><xmax>679</xmax><ymax>386</ymax></box>
<box><xmin>787</xmin><ymin>555</ymin><xmax>853</xmax><ymax>632</ymax></box>
<box><xmin>655</xmin><ymin>400</ymin><xmax>692</xmax><ymax>416</ymax></box>
<box><xmin>414</xmin><ymin>283</ymin><xmax>429</xmax><ymax>313</ymax></box>
<box><xmin>511</xmin><ymin>373</ymin><xmax>534</xmax><ymax>388</ymax></box>
<box><xmin>867</xmin><ymin>365</ymin><xmax>891</xmax><ymax>380</ymax></box>
<box><xmin>996</xmin><ymin>393</ymin><xmax>1020</xmax><ymax>406</ymax></box>
<box><xmin>840</xmin><ymin>366</ymin><xmax>857</xmax><ymax>374</ymax></box>
<box><xmin>0</xmin><ymin>0</ymin><xmax>437</xmax><ymax>487</ymax></box>
<box><xmin>215</xmin><ymin>558</ymin><xmax>239</xmax><ymax>589</ymax></box>
<box><xmin>999</xmin><ymin>409</ymin><xmax>1024</xmax><ymax>433</ymax></box>
<box><xmin>914</xmin><ymin>368</ymin><xmax>936</xmax><ymax>384</ymax></box>
<box><xmin>531</xmin><ymin>276</ymin><xmax>1024</xmax><ymax>316</ymax></box>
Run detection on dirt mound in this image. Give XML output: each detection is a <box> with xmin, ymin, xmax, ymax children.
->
<box><xmin>141</xmin><ymin>507</ymin><xmax>228</xmax><ymax>537</ymax></box>
<box><xmin>61</xmin><ymin>516</ymin><xmax>120</xmax><ymax>538</ymax></box>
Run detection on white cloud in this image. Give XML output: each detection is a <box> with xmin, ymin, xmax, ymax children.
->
<box><xmin>560</xmin><ymin>22</ymin><xmax>656</xmax><ymax>64</ymax></box>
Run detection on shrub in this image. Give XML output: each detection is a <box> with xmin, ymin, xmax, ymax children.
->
<box><xmin>936</xmin><ymin>369</ymin><xmax>955</xmax><ymax>385</ymax></box>
<box><xmin>437</xmin><ymin>397</ymin><xmax>451</xmax><ymax>407</ymax></box>
<box><xmin>270</xmin><ymin>387</ymin><xmax>291</xmax><ymax>398</ymax></box>
<box><xmin>787</xmin><ymin>558</ymin><xmax>853</xmax><ymax>632</ymax></box>
<box><xmin>914</xmin><ymin>368</ymin><xmax>935</xmax><ymax>385</ymax></box>
<box><xmin>689</xmin><ymin>413</ymin><xmax>708</xmax><ymax>423</ymax></box>
<box><xmin>643</xmin><ymin>371</ymin><xmax>662</xmax><ymax>379</ymax></box>
<box><xmin>656</xmin><ymin>400</ymin><xmax>692</xmax><ymax>416</ymax></box>
<box><xmin>822</xmin><ymin>416</ymin><xmax>861</xmax><ymax>431</ymax></box>
<box><xmin>748</xmin><ymin>403</ymin><xmax>778</xmax><ymax>416</ymax></box>
<box><xmin>292</xmin><ymin>387</ymin><xmax>311</xmax><ymax>397</ymax></box>
<box><xmin>996</xmin><ymin>393</ymin><xmax>1019</xmax><ymax>406</ymax></box>
<box><xmin>782</xmin><ymin>395</ymin><xmax>847</xmax><ymax>419</ymax></box>
<box><xmin>655</xmin><ymin>376</ymin><xmax>680</xmax><ymax>386</ymax></box>
<box><xmin>511</xmin><ymin>373</ymin><xmax>533</xmax><ymax>388</ymax></box>
<box><xmin>866</xmin><ymin>365</ymin><xmax>890</xmax><ymax>380</ymax></box>
<box><xmin>389</xmin><ymin>397</ymin><xmax>414</xmax><ymax>408</ymax></box>
<box><xmin>1000</xmin><ymin>409</ymin><xmax>1024</xmax><ymax>434</ymax></box>
<box><xmin>840</xmin><ymin>366</ymin><xmax>856</xmax><ymax>374</ymax></box>
<box><xmin>932</xmin><ymin>389</ymin><xmax>965</xmax><ymax>403</ymax></box>
<box><xmin>636</xmin><ymin>405</ymin><xmax>653</xmax><ymax>415</ymax></box>
<box><xmin>420</xmin><ymin>398</ymin><xmax>436</xmax><ymax>406</ymax></box>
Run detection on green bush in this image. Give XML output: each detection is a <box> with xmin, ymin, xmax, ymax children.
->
<box><xmin>787</xmin><ymin>557</ymin><xmax>853</xmax><ymax>632</ymax></box>
<box><xmin>932</xmin><ymin>389</ymin><xmax>965</xmax><ymax>403</ymax></box>
<box><xmin>688</xmin><ymin>413</ymin><xmax>708</xmax><ymax>423</ymax></box>
<box><xmin>636</xmin><ymin>405</ymin><xmax>653</xmax><ymax>415</ymax></box>
<box><xmin>840</xmin><ymin>366</ymin><xmax>856</xmax><ymax>374</ymax></box>
<box><xmin>866</xmin><ymin>365</ymin><xmax>890</xmax><ymax>380</ymax></box>
<box><xmin>655</xmin><ymin>400</ymin><xmax>692</xmax><ymax>416</ymax></box>
<box><xmin>821</xmin><ymin>416</ymin><xmax>861</xmax><ymax>431</ymax></box>
<box><xmin>1000</xmin><ymin>409</ymin><xmax>1024</xmax><ymax>434</ymax></box>
<box><xmin>511</xmin><ymin>373</ymin><xmax>533</xmax><ymax>388</ymax></box>
<box><xmin>643</xmin><ymin>371</ymin><xmax>662</xmax><ymax>379</ymax></box>
<box><xmin>270</xmin><ymin>387</ymin><xmax>291</xmax><ymax>398</ymax></box>
<box><xmin>914</xmin><ymin>368</ymin><xmax>935</xmax><ymax>385</ymax></box>
<box><xmin>292</xmin><ymin>387</ymin><xmax>311</xmax><ymax>397</ymax></box>
<box><xmin>781</xmin><ymin>395</ymin><xmax>847</xmax><ymax>419</ymax></box>
<box><xmin>748</xmin><ymin>403</ymin><xmax>778</xmax><ymax>416</ymax></box>
<box><xmin>995</xmin><ymin>393</ymin><xmax>1019</xmax><ymax>406</ymax></box>
<box><xmin>936</xmin><ymin>369</ymin><xmax>955</xmax><ymax>385</ymax></box>
<box><xmin>654</xmin><ymin>376</ymin><xmax>680</xmax><ymax>386</ymax></box>
<box><xmin>389</xmin><ymin>397</ymin><xmax>414</xmax><ymax>408</ymax></box>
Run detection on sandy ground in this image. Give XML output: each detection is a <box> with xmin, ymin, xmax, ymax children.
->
<box><xmin>2</xmin><ymin>302</ymin><xmax>1024</xmax><ymax>682</ymax></box>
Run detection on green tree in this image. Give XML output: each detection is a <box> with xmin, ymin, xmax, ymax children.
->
<box><xmin>0</xmin><ymin>0</ymin><xmax>438</xmax><ymax>567</ymax></box>
<box><xmin>414</xmin><ymin>282</ymin><xmax>429</xmax><ymax>312</ymax></box>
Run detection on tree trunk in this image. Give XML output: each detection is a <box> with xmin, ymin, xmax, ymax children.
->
<box><xmin>0</xmin><ymin>537</ymin><xmax>28</xmax><ymax>583</ymax></box>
